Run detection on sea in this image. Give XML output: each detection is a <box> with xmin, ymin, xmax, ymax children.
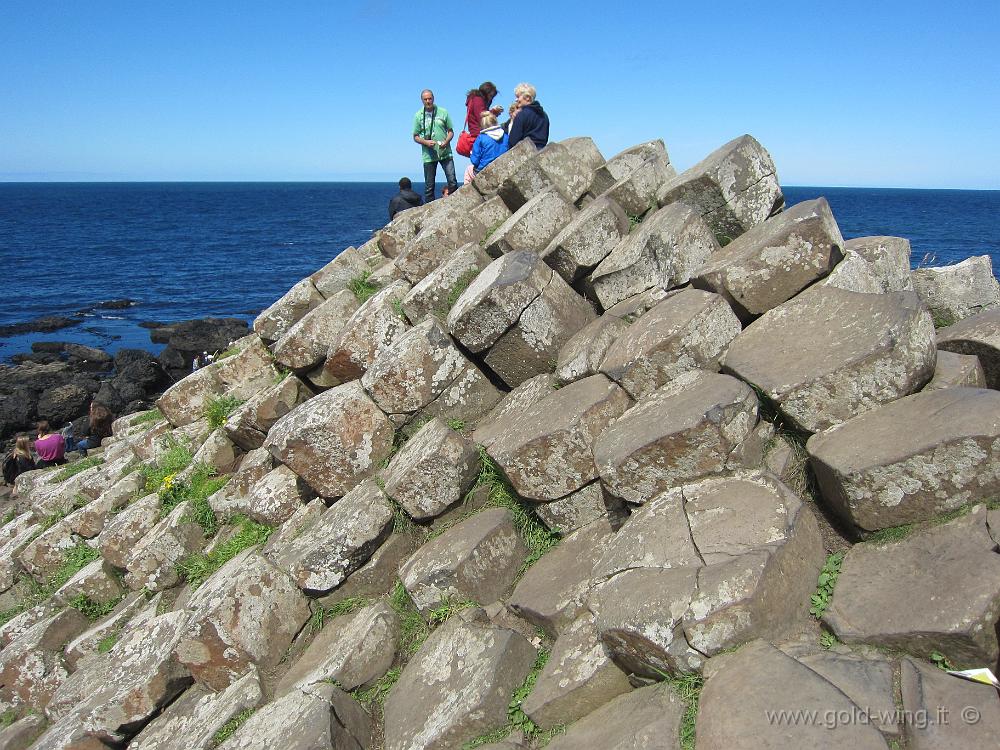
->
<box><xmin>1</xmin><ymin>183</ymin><xmax>997</xmax><ymax>364</ymax></box>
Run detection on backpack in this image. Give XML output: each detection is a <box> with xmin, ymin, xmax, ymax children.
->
<box><xmin>2</xmin><ymin>453</ymin><xmax>17</xmax><ymax>485</ymax></box>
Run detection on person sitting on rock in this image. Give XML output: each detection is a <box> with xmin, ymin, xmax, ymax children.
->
<box><xmin>74</xmin><ymin>401</ymin><xmax>114</xmax><ymax>452</ymax></box>
<box><xmin>2</xmin><ymin>435</ymin><xmax>35</xmax><ymax>485</ymax></box>
<box><xmin>470</xmin><ymin>112</ymin><xmax>509</xmax><ymax>174</ymax></box>
<box><xmin>33</xmin><ymin>420</ymin><xmax>67</xmax><ymax>468</ymax></box>
<box><xmin>507</xmin><ymin>82</ymin><xmax>549</xmax><ymax>150</ymax></box>
<box><xmin>388</xmin><ymin>177</ymin><xmax>424</xmax><ymax>220</ymax></box>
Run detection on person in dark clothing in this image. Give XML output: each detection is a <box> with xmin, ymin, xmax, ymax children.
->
<box><xmin>388</xmin><ymin>177</ymin><xmax>424</xmax><ymax>220</ymax></box>
<box><xmin>507</xmin><ymin>83</ymin><xmax>549</xmax><ymax>150</ymax></box>
<box><xmin>2</xmin><ymin>435</ymin><xmax>35</xmax><ymax>485</ymax></box>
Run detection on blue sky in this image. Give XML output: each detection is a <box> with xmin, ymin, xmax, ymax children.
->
<box><xmin>1</xmin><ymin>1</ymin><xmax>997</xmax><ymax>188</ymax></box>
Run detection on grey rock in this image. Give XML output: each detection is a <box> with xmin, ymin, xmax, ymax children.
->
<box><xmin>912</xmin><ymin>255</ymin><xmax>1000</xmax><ymax>325</ymax></box>
<box><xmin>401</xmin><ymin>243</ymin><xmax>493</xmax><ymax>324</ymax></box>
<box><xmin>844</xmin><ymin>235</ymin><xmax>914</xmax><ymax>292</ymax></box>
<box><xmin>272</xmin><ymin>289</ymin><xmax>360</xmax><ymax>372</ymax></box>
<box><xmin>252</xmin><ymin>277</ymin><xmax>325</xmax><ymax>343</ymax></box>
<box><xmin>323</xmin><ymin>279</ymin><xmax>412</xmax><ymax>382</ymax></box>
<box><xmin>554</xmin><ymin>313</ymin><xmax>629</xmax><ymax>386</ymax></box>
<box><xmin>923</xmin><ymin>350</ymin><xmax>986</xmax><ymax>391</ymax></box>
<box><xmin>223</xmin><ymin>375</ymin><xmax>314</xmax><ymax>451</ymax></box>
<box><xmin>472</xmin><ymin>373</ymin><xmax>558</xmax><ymax>448</ymax></box>
<box><xmin>534</xmin><ymin>481</ymin><xmax>625</xmax><ymax>535</ymax></box>
<box><xmin>937</xmin><ymin>308</ymin><xmax>1000</xmax><ymax>389</ymax></box>
<box><xmin>542</xmin><ymin>198</ymin><xmax>632</xmax><ymax>287</ymax></box>
<box><xmin>602</xmin><ymin>152</ymin><xmax>676</xmax><ymax>217</ymax></box>
<box><xmin>395</xmin><ymin>207</ymin><xmax>485</xmax><ymax>284</ymax></box>
<box><xmin>590</xmin><ymin>139</ymin><xmax>669</xmax><ymax>196</ymax></box>
<box><xmin>472</xmin><ymin>139</ymin><xmax>540</xmax><ymax>199</ymax></box>
<box><xmin>237</xmin><ymin>464</ymin><xmax>315</xmax><ymax>526</ymax></box>
<box><xmin>310</xmin><ymin>245</ymin><xmax>382</xmax><ymax>297</ymax></box>
<box><xmin>484</xmin><ymin>189</ymin><xmax>576</xmax><ymax>259</ymax></box>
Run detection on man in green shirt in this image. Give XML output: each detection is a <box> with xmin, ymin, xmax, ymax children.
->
<box><xmin>412</xmin><ymin>89</ymin><xmax>457</xmax><ymax>203</ymax></box>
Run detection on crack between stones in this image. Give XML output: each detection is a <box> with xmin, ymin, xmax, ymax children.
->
<box><xmin>681</xmin><ymin>488</ymin><xmax>706</xmax><ymax>567</ymax></box>
<box><xmin>703</xmin><ymin>168</ymin><xmax>778</xmax><ymax>223</ymax></box>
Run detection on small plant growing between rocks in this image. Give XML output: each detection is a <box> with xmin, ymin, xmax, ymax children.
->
<box><xmin>53</xmin><ymin>455</ymin><xmax>104</xmax><ymax>483</ymax></box>
<box><xmin>348</xmin><ymin>270</ymin><xmax>380</xmax><ymax>304</ymax></box>
<box><xmin>480</xmin><ymin>220</ymin><xmax>505</xmax><ymax>247</ymax></box>
<box><xmin>97</xmin><ymin>631</ymin><xmax>119</xmax><ymax>653</ymax></box>
<box><xmin>930</xmin><ymin>650</ymin><xmax>955</xmax><ymax>671</ymax></box>
<box><xmin>809</xmin><ymin>551</ymin><xmax>845</xmax><ymax>618</ymax></box>
<box><xmin>819</xmin><ymin>631</ymin><xmax>840</xmax><ymax>650</ymax></box>
<box><xmin>389</xmin><ymin>580</ymin><xmax>429</xmax><ymax>658</ymax></box>
<box><xmin>426</xmin><ymin>595</ymin><xmax>478</xmax><ymax>626</ymax></box>
<box><xmin>69</xmin><ymin>593</ymin><xmax>122</xmax><ymax>621</ymax></box>
<box><xmin>204</xmin><ymin>395</ymin><xmax>243</xmax><ymax>428</ymax></box>
<box><xmin>351</xmin><ymin>666</ymin><xmax>402</xmax><ymax>720</ymax></box>
<box><xmin>864</xmin><ymin>523</ymin><xmax>915</xmax><ymax>546</ymax></box>
<box><xmin>391</xmin><ymin>297</ymin><xmax>407</xmax><ymax>321</ymax></box>
<box><xmin>141</xmin><ymin>439</ymin><xmax>194</xmax><ymax>492</ymax></box>
<box><xmin>211</xmin><ymin>707</ymin><xmax>256</xmax><ymax>747</ymax></box>
<box><xmin>132</xmin><ymin>408</ymin><xmax>164</xmax><ymax>425</ymax></box>
<box><xmin>444</xmin><ymin>269</ymin><xmax>481</xmax><ymax>312</ymax></box>
<box><xmin>309</xmin><ymin>595</ymin><xmax>372</xmax><ymax>633</ymax></box>
<box><xmin>663</xmin><ymin>670</ymin><xmax>704</xmax><ymax>750</ymax></box>
<box><xmin>446</xmin><ymin>418</ymin><xmax>465</xmax><ymax>432</ymax></box>
<box><xmin>175</xmin><ymin>514</ymin><xmax>272</xmax><ymax>588</ymax></box>
<box><xmin>0</xmin><ymin>709</ymin><xmax>17</xmax><ymax>728</ymax></box>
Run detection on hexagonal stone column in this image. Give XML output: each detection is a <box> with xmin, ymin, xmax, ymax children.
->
<box><xmin>590</xmin><ymin>139</ymin><xmax>670</xmax><ymax>196</ymax></box>
<box><xmin>263</xmin><ymin>381</ymin><xmax>394</xmax><ymax>497</ymax></box>
<box><xmin>657</xmin><ymin>134</ymin><xmax>784</xmax><ymax>244</ymax></box>
<box><xmin>591</xmin><ymin>202</ymin><xmax>720</xmax><ymax>310</ymax></box>
<box><xmin>692</xmin><ymin>197</ymin><xmax>844</xmax><ymax>320</ymax></box>
<box><xmin>844</xmin><ymin>235</ymin><xmax>914</xmax><ymax>292</ymax></box>
<box><xmin>471</xmin><ymin>138</ymin><xmax>538</xmax><ymax>199</ymax></box>
<box><xmin>400</xmin><ymin>243</ymin><xmax>493</xmax><ymax>323</ymax></box>
<box><xmin>542</xmin><ymin>195</ymin><xmax>629</xmax><ymax>285</ymax></box>
<box><xmin>937</xmin><ymin>308</ymin><xmax>1000</xmax><ymax>389</ymax></box>
<box><xmin>485</xmin><ymin>375</ymin><xmax>633</xmax><ymax>501</ymax></box>
<box><xmin>807</xmin><ymin>387</ymin><xmax>1000</xmax><ymax>531</ymax></box>
<box><xmin>594</xmin><ymin>372</ymin><xmax>760</xmax><ymax>504</ymax></box>
<box><xmin>394</xmin><ymin>208</ymin><xmax>486</xmax><ymax>283</ymax></box>
<box><xmin>599</xmin><ymin>288</ymin><xmax>742</xmax><ymax>399</ymax></box>
<box><xmin>484</xmin><ymin>188</ymin><xmax>576</xmax><ymax>258</ymax></box>
<box><xmin>723</xmin><ymin>287</ymin><xmax>936</xmax><ymax>433</ymax></box>
<box><xmin>223</xmin><ymin>374</ymin><xmax>314</xmax><ymax>451</ymax></box>
<box><xmin>323</xmin><ymin>280</ymin><xmax>412</xmax><ymax>382</ymax></box>
<box><xmin>923</xmin><ymin>350</ymin><xmax>986</xmax><ymax>391</ymax></box>
<box><xmin>272</xmin><ymin>289</ymin><xmax>359</xmax><ymax>372</ymax></box>
<box><xmin>252</xmin><ymin>277</ymin><xmax>324</xmax><ymax>343</ymax></box>
<box><xmin>912</xmin><ymin>255</ymin><xmax>1000</xmax><ymax>325</ymax></box>
<box><xmin>602</xmin><ymin>152</ymin><xmax>675</xmax><ymax>217</ymax></box>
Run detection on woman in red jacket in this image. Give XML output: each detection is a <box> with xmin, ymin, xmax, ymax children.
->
<box><xmin>464</xmin><ymin>82</ymin><xmax>503</xmax><ymax>139</ymax></box>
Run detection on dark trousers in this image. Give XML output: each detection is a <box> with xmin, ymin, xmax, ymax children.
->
<box><xmin>423</xmin><ymin>158</ymin><xmax>458</xmax><ymax>202</ymax></box>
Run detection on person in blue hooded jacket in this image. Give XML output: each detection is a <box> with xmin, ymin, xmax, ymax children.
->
<box><xmin>470</xmin><ymin>112</ymin><xmax>509</xmax><ymax>174</ymax></box>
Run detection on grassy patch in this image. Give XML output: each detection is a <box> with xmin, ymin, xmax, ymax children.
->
<box><xmin>627</xmin><ymin>213</ymin><xmax>644</xmax><ymax>231</ymax></box>
<box><xmin>391</xmin><ymin>297</ymin><xmax>407</xmax><ymax>321</ymax></box>
<box><xmin>351</xmin><ymin>667</ymin><xmax>402</xmax><ymax>719</ymax></box>
<box><xmin>444</xmin><ymin>269</ymin><xmax>481</xmax><ymax>312</ymax></box>
<box><xmin>141</xmin><ymin>440</ymin><xmax>194</xmax><ymax>493</ymax></box>
<box><xmin>211</xmin><ymin>708</ymin><xmax>256</xmax><ymax>747</ymax></box>
<box><xmin>864</xmin><ymin>524</ymin><xmax>915</xmax><ymax>546</ymax></box>
<box><xmin>819</xmin><ymin>631</ymin><xmax>840</xmax><ymax>650</ymax></box>
<box><xmin>69</xmin><ymin>593</ymin><xmax>122</xmax><ymax>621</ymax></box>
<box><xmin>0</xmin><ymin>709</ymin><xmax>17</xmax><ymax>727</ymax></box>
<box><xmin>215</xmin><ymin>344</ymin><xmax>242</xmax><ymax>361</ymax></box>
<box><xmin>427</xmin><ymin>595</ymin><xmax>478</xmax><ymax>626</ymax></box>
<box><xmin>309</xmin><ymin>596</ymin><xmax>373</xmax><ymax>633</ymax></box>
<box><xmin>348</xmin><ymin>270</ymin><xmax>380</xmax><ymax>304</ymax></box>
<box><xmin>465</xmin><ymin>648</ymin><xmax>562</xmax><ymax>748</ymax></box>
<box><xmin>53</xmin><ymin>456</ymin><xmax>104</xmax><ymax>482</ymax></box>
<box><xmin>389</xmin><ymin>581</ymin><xmax>430</xmax><ymax>658</ymax></box>
<box><xmin>204</xmin><ymin>395</ymin><xmax>243</xmax><ymax>429</ymax></box>
<box><xmin>0</xmin><ymin>542</ymin><xmax>105</xmax><ymax>626</ymax></box>
<box><xmin>480</xmin><ymin>220</ymin><xmax>505</xmax><ymax>247</ymax></box>
<box><xmin>176</xmin><ymin>515</ymin><xmax>273</xmax><ymax>588</ymax></box>
<box><xmin>132</xmin><ymin>408</ymin><xmax>164</xmax><ymax>425</ymax></box>
<box><xmin>663</xmin><ymin>671</ymin><xmax>704</xmax><ymax>750</ymax></box>
<box><xmin>931</xmin><ymin>309</ymin><xmax>957</xmax><ymax>329</ymax></box>
<box><xmin>97</xmin><ymin>632</ymin><xmax>119</xmax><ymax>653</ymax></box>
<box><xmin>446</xmin><ymin>418</ymin><xmax>466</xmax><ymax>432</ymax></box>
<box><xmin>809</xmin><ymin>551</ymin><xmax>845</xmax><ymax>618</ymax></box>
<box><xmin>158</xmin><ymin>464</ymin><xmax>228</xmax><ymax>536</ymax></box>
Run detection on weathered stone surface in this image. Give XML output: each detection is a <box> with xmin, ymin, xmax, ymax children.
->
<box><xmin>696</xmin><ymin>641</ymin><xmax>890</xmax><ymax>749</ymax></box>
<box><xmin>234</xmin><ymin>464</ymin><xmax>314</xmax><ymax>526</ymax></box>
<box><xmin>534</xmin><ymin>141</ymin><xmax>599</xmax><ymax>205</ymax></box>
<box><xmin>217</xmin><ymin>682</ymin><xmax>372</xmax><ymax>750</ymax></box>
<box><xmin>541</xmin><ymin>196</ymin><xmax>629</xmax><ymax>285</ymax></box>
<box><xmin>190</xmin><ymin>427</ymin><xmax>241</xmax><ymax>475</ymax></box>
<box><xmin>252</xmin><ymin>278</ymin><xmax>325</xmax><ymax>343</ymax></box>
<box><xmin>128</xmin><ymin>668</ymin><xmax>263</xmax><ymax>750</ymax></box>
<box><xmin>17</xmin><ymin>520</ymin><xmax>78</xmax><ymax>581</ymax></box>
<box><xmin>272</xmin><ymin>479</ymin><xmax>393</xmax><ymax>594</ymax></box>
<box><xmin>814</xmin><ymin>247</ymin><xmax>883</xmax><ymax>293</ymax></box>
<box><xmin>27</xmin><ymin>466</ymin><xmax>103</xmax><ymax>520</ymax></box>
<box><xmin>263</xmin><ymin>381</ymin><xmax>394</xmax><ymax>498</ymax></box>
<box><xmin>485</xmin><ymin>189</ymin><xmax>576</xmax><ymax>258</ymax></box>
<box><xmin>157</xmin><ymin>337</ymin><xmax>278</xmax><ymax>427</ymax></box>
<box><xmin>560</xmin><ymin>136</ymin><xmax>605</xmax><ymax>174</ymax></box>
<box><xmin>692</xmin><ymin>197</ymin><xmax>844</xmax><ymax>320</ymax></box>
<box><xmin>369</xmin><ymin>257</ymin><xmax>405</xmax><ymax>285</ymax></box>
<box><xmin>383</xmin><ymin>612</ymin><xmax>536</xmax><ymax>750</ymax></box>
<box><xmin>545</xmin><ymin>682</ymin><xmax>685</xmax><ymax>750</ymax></box>
<box><xmin>923</xmin><ymin>350</ymin><xmax>986</xmax><ymax>391</ymax></box>
<box><xmin>223</xmin><ymin>375</ymin><xmax>314</xmax><ymax>451</ymax></box>
<box><xmin>124</xmin><ymin>502</ymin><xmax>204</xmax><ymax>592</ymax></box>
<box><xmin>362</xmin><ymin>317</ymin><xmax>499</xmax><ymax>426</ymax></box>
<box><xmin>98</xmin><ymin>492</ymin><xmax>161</xmax><ymax>569</ymax></box>
<box><xmin>508</xmin><ymin>519</ymin><xmax>615</xmax><ymax>638</ymax></box>
<box><xmin>0</xmin><ymin>714</ymin><xmax>45</xmax><ymax>750</ymax></box>
<box><xmin>42</xmin><ymin>611</ymin><xmax>192</xmax><ymax>745</ymax></box>
<box><xmin>310</xmin><ymin>245</ymin><xmax>380</xmax><ymax>297</ymax></box>
<box><xmin>176</xmin><ymin>549</ymin><xmax>311</xmax><ymax>690</ymax></box>
<box><xmin>0</xmin><ymin>608</ymin><xmax>89</xmax><ymax>711</ymax></box>
<box><xmin>594</xmin><ymin>372</ymin><xmax>759</xmax><ymax>504</ymax></box>
<box><xmin>900</xmin><ymin>656</ymin><xmax>1000</xmax><ymax>749</ymax></box>
<box><xmin>591</xmin><ymin>203</ymin><xmax>720</xmax><ymax>310</ymax></box>
<box><xmin>206</xmin><ymin>447</ymin><xmax>273</xmax><ymax>520</ymax></box>
<box><xmin>400</xmin><ymin>508</ymin><xmax>527</xmax><ymax>614</ymax></box>
<box><xmin>0</xmin><ymin>601</ymin><xmax>61</xmax><ymax>650</ymax></box>
<box><xmin>0</xmin><ymin>517</ymin><xmax>42</xmax><ymax>593</ymax></box>
<box><xmin>602</xmin><ymin>152</ymin><xmax>676</xmax><ymax>218</ymax></box>
<box><xmin>807</xmin><ymin>388</ymin><xmax>1000</xmax><ymax>530</ymax></box>
<box><xmin>323</xmin><ymin>279</ymin><xmax>412</xmax><ymax>382</ymax></box>
<box><xmin>384</xmin><ymin>417</ymin><xmax>479</xmax><ymax>520</ymax></box>
<box><xmin>496</xmin><ymin>150</ymin><xmax>555</xmax><ymax>212</ymax></box>
<box><xmin>276</xmin><ymin>601</ymin><xmax>398</xmax><ymax>695</ymax></box>
<box><xmin>52</xmin><ymin>557</ymin><xmax>125</xmax><ymax>605</ymax></box>
<box><xmin>272</xmin><ymin>289</ymin><xmax>360</xmax><ymax>372</ymax></box>
<box><xmin>401</xmin><ymin>243</ymin><xmax>492</xmax><ymax>324</ymax></box>
<box><xmin>486</xmin><ymin>375</ymin><xmax>632</xmax><ymax>501</ymax></box>
<box><xmin>591</xmin><ymin>471</ymin><xmax>823</xmax><ymax>674</ymax></box>
<box><xmin>473</xmin><ymin>374</ymin><xmax>557</xmax><ymax>444</ymax></box>
<box><xmin>522</xmin><ymin>613</ymin><xmax>631</xmax><ymax>730</ymax></box>
<box><xmin>472</xmin><ymin>139</ymin><xmax>539</xmax><ymax>199</ymax></box>
<box><xmin>590</xmin><ymin>139</ymin><xmax>669</xmax><ymax>196</ymax></box>
<box><xmin>599</xmin><ymin>289</ymin><xmax>742</xmax><ymax>398</ymax></box>
<box><xmin>534</xmin><ymin>481</ymin><xmax>624</xmax><ymax>535</ymax></box>
<box><xmin>723</xmin><ymin>287</ymin><xmax>936</xmax><ymax>433</ymax></box>
<box><xmin>554</xmin><ymin>313</ymin><xmax>629</xmax><ymax>387</ymax></box>
<box><xmin>912</xmin><ymin>255</ymin><xmax>1000</xmax><ymax>326</ymax></box>
<box><xmin>64</xmin><ymin>590</ymin><xmax>149</xmax><ymax>669</ymax></box>
<box><xmin>937</xmin><ymin>308</ymin><xmax>1000</xmax><ymax>389</ymax></box>
<box><xmin>843</xmin><ymin>236</ymin><xmax>914</xmax><ymax>292</ymax></box>
<box><xmin>395</xmin><ymin>209</ymin><xmax>485</xmax><ymax>283</ymax></box>
<box><xmin>824</xmin><ymin>507</ymin><xmax>1000</xmax><ymax>667</ymax></box>
<box><xmin>470</xmin><ymin>195</ymin><xmax>513</xmax><ymax>237</ymax></box>
<box><xmin>316</xmin><ymin>532</ymin><xmax>421</xmax><ymax>609</ymax></box>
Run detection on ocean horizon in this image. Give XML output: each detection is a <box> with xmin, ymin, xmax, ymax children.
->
<box><xmin>2</xmin><ymin>182</ymin><xmax>997</xmax><ymax>364</ymax></box>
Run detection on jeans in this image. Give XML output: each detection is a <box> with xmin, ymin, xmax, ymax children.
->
<box><xmin>423</xmin><ymin>158</ymin><xmax>458</xmax><ymax>202</ymax></box>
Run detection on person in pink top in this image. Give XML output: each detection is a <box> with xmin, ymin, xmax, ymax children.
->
<box><xmin>33</xmin><ymin>420</ymin><xmax>67</xmax><ymax>468</ymax></box>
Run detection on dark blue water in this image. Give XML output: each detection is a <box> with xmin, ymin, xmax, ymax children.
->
<box><xmin>1</xmin><ymin>183</ymin><xmax>997</xmax><ymax>363</ymax></box>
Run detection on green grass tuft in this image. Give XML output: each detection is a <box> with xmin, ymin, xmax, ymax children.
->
<box><xmin>309</xmin><ymin>596</ymin><xmax>373</xmax><ymax>633</ymax></box>
<box><xmin>663</xmin><ymin>671</ymin><xmax>704</xmax><ymax>750</ymax></box>
<box><xmin>351</xmin><ymin>667</ymin><xmax>402</xmax><ymax>720</ymax></box>
<box><xmin>204</xmin><ymin>395</ymin><xmax>243</xmax><ymax>429</ymax></box>
<box><xmin>97</xmin><ymin>632</ymin><xmax>119</xmax><ymax>653</ymax></box>
<box><xmin>69</xmin><ymin>593</ymin><xmax>122</xmax><ymax>621</ymax></box>
<box><xmin>132</xmin><ymin>408</ymin><xmax>164</xmax><ymax>425</ymax></box>
<box><xmin>348</xmin><ymin>270</ymin><xmax>380</xmax><ymax>304</ymax></box>
<box><xmin>0</xmin><ymin>709</ymin><xmax>17</xmax><ymax>728</ymax></box>
<box><xmin>141</xmin><ymin>440</ymin><xmax>194</xmax><ymax>493</ymax></box>
<box><xmin>427</xmin><ymin>595</ymin><xmax>478</xmax><ymax>626</ymax></box>
<box><xmin>809</xmin><ymin>552</ymin><xmax>845</xmax><ymax>618</ymax></box>
<box><xmin>176</xmin><ymin>515</ymin><xmax>273</xmax><ymax>588</ymax></box>
<box><xmin>480</xmin><ymin>220</ymin><xmax>505</xmax><ymax>247</ymax></box>
<box><xmin>864</xmin><ymin>524</ymin><xmax>914</xmax><ymax>545</ymax></box>
<box><xmin>53</xmin><ymin>456</ymin><xmax>104</xmax><ymax>482</ymax></box>
<box><xmin>391</xmin><ymin>297</ymin><xmax>407</xmax><ymax>321</ymax></box>
<box><xmin>444</xmin><ymin>269</ymin><xmax>481</xmax><ymax>312</ymax></box>
<box><xmin>446</xmin><ymin>418</ymin><xmax>466</xmax><ymax>432</ymax></box>
<box><xmin>211</xmin><ymin>707</ymin><xmax>256</xmax><ymax>747</ymax></box>
<box><xmin>389</xmin><ymin>581</ymin><xmax>430</xmax><ymax>658</ymax></box>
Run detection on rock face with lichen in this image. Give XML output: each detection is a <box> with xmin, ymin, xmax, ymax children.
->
<box><xmin>0</xmin><ymin>132</ymin><xmax>997</xmax><ymax>750</ymax></box>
